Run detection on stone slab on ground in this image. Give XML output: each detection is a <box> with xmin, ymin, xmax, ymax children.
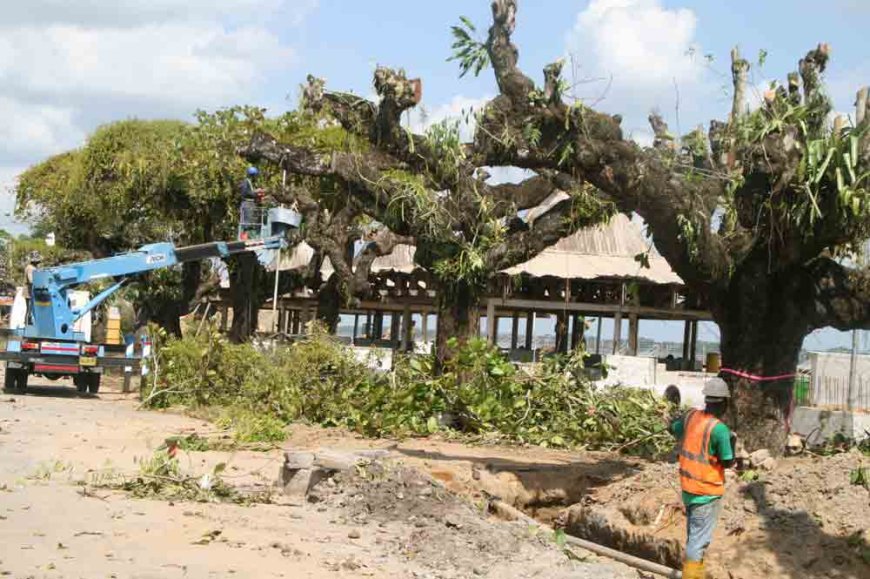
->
<box><xmin>280</xmin><ymin>448</ymin><xmax>390</xmax><ymax>496</ymax></box>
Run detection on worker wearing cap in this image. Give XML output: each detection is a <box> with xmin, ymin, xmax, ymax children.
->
<box><xmin>670</xmin><ymin>377</ymin><xmax>735</xmax><ymax>579</ymax></box>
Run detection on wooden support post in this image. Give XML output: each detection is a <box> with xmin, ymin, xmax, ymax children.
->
<box><xmin>555</xmin><ymin>312</ymin><xmax>569</xmax><ymax>354</ymax></box>
<box><xmin>595</xmin><ymin>316</ymin><xmax>602</xmax><ymax>354</ymax></box>
<box><xmin>390</xmin><ymin>312</ymin><xmax>400</xmax><ymax>347</ymax></box>
<box><xmin>365</xmin><ymin>312</ymin><xmax>372</xmax><ymax>339</ymax></box>
<box><xmin>510</xmin><ymin>314</ymin><xmax>519</xmax><ymax>350</ymax></box>
<box><xmin>352</xmin><ymin>314</ymin><xmax>359</xmax><ymax>344</ymax></box>
<box><xmin>401</xmin><ymin>306</ymin><xmax>412</xmax><ymax>352</ymax></box>
<box><xmin>682</xmin><ymin>320</ymin><xmax>691</xmax><ymax>362</ymax></box>
<box><xmin>628</xmin><ymin>314</ymin><xmax>639</xmax><ymax>356</ymax></box>
<box><xmin>486</xmin><ymin>300</ymin><xmax>496</xmax><ymax>344</ymax></box>
<box><xmin>301</xmin><ymin>306</ymin><xmax>311</xmax><ymax>333</ymax></box>
<box><xmin>524</xmin><ymin>311</ymin><xmax>534</xmax><ymax>350</ymax></box>
<box><xmin>571</xmin><ymin>313</ymin><xmax>583</xmax><ymax>350</ymax></box>
<box><xmin>373</xmin><ymin>312</ymin><xmax>384</xmax><ymax>340</ymax></box>
<box><xmin>612</xmin><ymin>312</ymin><xmax>622</xmax><ymax>355</ymax></box>
<box><xmin>689</xmin><ymin>320</ymin><xmax>698</xmax><ymax>371</ymax></box>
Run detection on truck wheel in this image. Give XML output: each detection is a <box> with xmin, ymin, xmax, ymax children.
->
<box><xmin>3</xmin><ymin>368</ymin><xmax>17</xmax><ymax>392</ymax></box>
<box><xmin>16</xmin><ymin>370</ymin><xmax>28</xmax><ymax>392</ymax></box>
<box><xmin>74</xmin><ymin>375</ymin><xmax>88</xmax><ymax>393</ymax></box>
<box><xmin>4</xmin><ymin>368</ymin><xmax>27</xmax><ymax>393</ymax></box>
<box><xmin>87</xmin><ymin>374</ymin><xmax>101</xmax><ymax>394</ymax></box>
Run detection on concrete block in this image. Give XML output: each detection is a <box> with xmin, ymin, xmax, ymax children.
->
<box><xmin>279</xmin><ymin>448</ymin><xmax>390</xmax><ymax>497</ymax></box>
<box><xmin>280</xmin><ymin>467</ymin><xmax>315</xmax><ymax>496</ymax></box>
<box><xmin>791</xmin><ymin>407</ymin><xmax>870</xmax><ymax>445</ymax></box>
<box><xmin>284</xmin><ymin>451</ymin><xmax>315</xmax><ymax>470</ymax></box>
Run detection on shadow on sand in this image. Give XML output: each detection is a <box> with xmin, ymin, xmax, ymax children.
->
<box><xmin>741</xmin><ymin>480</ymin><xmax>869</xmax><ymax>578</ymax></box>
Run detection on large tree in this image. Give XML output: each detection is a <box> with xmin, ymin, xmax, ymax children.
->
<box><xmin>244</xmin><ymin>0</ymin><xmax>868</xmax><ymax>451</ymax></box>
<box><xmin>16</xmin><ymin>119</ymin><xmax>219</xmax><ymax>335</ymax></box>
<box><xmin>242</xmin><ymin>72</ymin><xmax>613</xmax><ymax>365</ymax></box>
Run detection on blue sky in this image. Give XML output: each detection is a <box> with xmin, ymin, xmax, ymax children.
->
<box><xmin>0</xmin><ymin>0</ymin><xmax>866</xmax><ymax>350</ymax></box>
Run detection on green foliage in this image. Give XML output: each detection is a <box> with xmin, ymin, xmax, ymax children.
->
<box><xmin>849</xmin><ymin>466</ymin><xmax>868</xmax><ymax>488</ymax></box>
<box><xmin>448</xmin><ymin>16</ymin><xmax>490</xmax><ymax>78</ymax></box>
<box><xmin>147</xmin><ymin>329</ymin><xmax>674</xmax><ymax>458</ymax></box>
<box><xmin>216</xmin><ymin>407</ymin><xmax>287</xmax><ymax>444</ymax></box>
<box><xmin>723</xmin><ymin>91</ymin><xmax>869</xmax><ymax>257</ymax></box>
<box><xmin>676</xmin><ymin>214</ymin><xmax>700</xmax><ymax>261</ymax></box>
<box><xmin>18</xmin><ymin>120</ymin><xmax>189</xmax><ymax>252</ymax></box>
<box><xmin>109</xmin><ymin>448</ymin><xmax>261</xmax><ymax>503</ymax></box>
<box><xmin>424</xmin><ymin>119</ymin><xmax>466</xmax><ymax>181</ymax></box>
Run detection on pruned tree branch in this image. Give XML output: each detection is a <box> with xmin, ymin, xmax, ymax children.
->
<box><xmin>485</xmin><ymin>195</ymin><xmax>607</xmax><ymax>272</ymax></box>
<box><xmin>798</xmin><ymin>43</ymin><xmax>833</xmax><ymax>137</ymax></box>
<box><xmin>730</xmin><ymin>47</ymin><xmax>750</xmax><ymax>122</ymax></box>
<box><xmin>353</xmin><ymin>229</ymin><xmax>415</xmax><ymax>293</ymax></box>
<box><xmin>806</xmin><ymin>258</ymin><xmax>870</xmax><ymax>331</ymax></box>
<box><xmin>649</xmin><ymin>113</ymin><xmax>676</xmax><ymax>152</ymax></box>
<box><xmin>486</xmin><ymin>174</ymin><xmax>556</xmax><ymax>214</ymax></box>
<box><xmin>487</xmin><ymin>0</ymin><xmax>535</xmax><ymax>103</ymax></box>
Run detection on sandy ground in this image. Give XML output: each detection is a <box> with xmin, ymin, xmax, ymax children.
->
<box><xmin>0</xmin><ymin>376</ymin><xmax>637</xmax><ymax>579</ymax></box>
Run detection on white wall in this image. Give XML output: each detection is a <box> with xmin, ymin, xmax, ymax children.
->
<box><xmin>809</xmin><ymin>352</ymin><xmax>870</xmax><ymax>409</ymax></box>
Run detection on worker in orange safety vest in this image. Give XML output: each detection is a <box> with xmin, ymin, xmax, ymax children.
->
<box><xmin>670</xmin><ymin>377</ymin><xmax>736</xmax><ymax>579</ymax></box>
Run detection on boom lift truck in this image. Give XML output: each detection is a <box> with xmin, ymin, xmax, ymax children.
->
<box><xmin>1</xmin><ymin>206</ymin><xmax>300</xmax><ymax>394</ymax></box>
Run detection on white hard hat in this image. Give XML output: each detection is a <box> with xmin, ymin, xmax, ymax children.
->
<box><xmin>702</xmin><ymin>377</ymin><xmax>730</xmax><ymax>399</ymax></box>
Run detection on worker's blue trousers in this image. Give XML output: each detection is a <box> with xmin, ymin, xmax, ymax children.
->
<box><xmin>685</xmin><ymin>498</ymin><xmax>723</xmax><ymax>561</ymax></box>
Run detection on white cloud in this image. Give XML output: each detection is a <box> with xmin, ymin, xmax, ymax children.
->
<box><xmin>0</xmin><ymin>24</ymin><xmax>294</xmax><ymax>110</ymax></box>
<box><xmin>0</xmin><ymin>99</ymin><xmax>82</xmax><ymax>163</ymax></box>
<box><xmin>0</xmin><ymin>166</ymin><xmax>31</xmax><ymax>236</ymax></box>
<box><xmin>0</xmin><ymin>0</ymin><xmax>317</xmax><ymax>232</ymax></box>
<box><xmin>571</xmin><ymin>0</ymin><xmax>702</xmax><ymax>88</ymax></box>
<box><xmin>565</xmin><ymin>0</ymin><xmax>718</xmax><ymax>140</ymax></box>
<box><xmin>0</xmin><ymin>0</ymin><xmax>318</xmax><ymax>28</ymax></box>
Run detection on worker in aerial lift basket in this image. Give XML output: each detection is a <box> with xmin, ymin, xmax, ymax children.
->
<box><xmin>669</xmin><ymin>377</ymin><xmax>736</xmax><ymax>579</ymax></box>
<box><xmin>239</xmin><ymin>166</ymin><xmax>265</xmax><ymax>238</ymax></box>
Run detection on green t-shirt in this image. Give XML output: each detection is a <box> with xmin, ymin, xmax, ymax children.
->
<box><xmin>671</xmin><ymin>414</ymin><xmax>733</xmax><ymax>506</ymax></box>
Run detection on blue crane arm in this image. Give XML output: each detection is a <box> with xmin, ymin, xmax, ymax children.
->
<box><xmin>24</xmin><ymin>235</ymin><xmax>286</xmax><ymax>342</ymax></box>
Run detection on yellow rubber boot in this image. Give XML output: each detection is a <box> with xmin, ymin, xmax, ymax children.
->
<box><xmin>682</xmin><ymin>560</ymin><xmax>705</xmax><ymax>579</ymax></box>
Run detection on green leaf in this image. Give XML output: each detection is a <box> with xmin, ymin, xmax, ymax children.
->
<box><xmin>213</xmin><ymin>462</ymin><xmax>227</xmax><ymax>475</ymax></box>
<box><xmin>813</xmin><ymin>147</ymin><xmax>834</xmax><ymax>184</ymax></box>
<box><xmin>459</xmin><ymin>15</ymin><xmax>476</xmax><ymax>32</ymax></box>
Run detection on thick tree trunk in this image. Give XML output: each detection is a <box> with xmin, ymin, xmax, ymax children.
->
<box><xmin>228</xmin><ymin>252</ymin><xmax>264</xmax><ymax>343</ymax></box>
<box><xmin>315</xmin><ymin>274</ymin><xmax>342</xmax><ymax>333</ymax></box>
<box><xmin>715</xmin><ymin>261</ymin><xmax>808</xmax><ymax>454</ymax></box>
<box><xmin>434</xmin><ymin>281</ymin><xmax>481</xmax><ymax>371</ymax></box>
<box><xmin>154</xmin><ymin>307</ymin><xmax>184</xmax><ymax>337</ymax></box>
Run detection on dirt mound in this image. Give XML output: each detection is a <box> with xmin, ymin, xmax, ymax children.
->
<box><xmin>312</xmin><ymin>460</ymin><xmax>636</xmax><ymax>579</ymax></box>
<box><xmin>556</xmin><ymin>451</ymin><xmax>869</xmax><ymax>579</ymax></box>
